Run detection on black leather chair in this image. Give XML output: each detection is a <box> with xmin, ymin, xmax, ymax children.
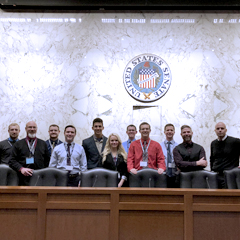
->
<box><xmin>29</xmin><ymin>168</ymin><xmax>68</xmax><ymax>186</ymax></box>
<box><xmin>0</xmin><ymin>164</ymin><xmax>18</xmax><ymax>186</ymax></box>
<box><xmin>80</xmin><ymin>168</ymin><xmax>118</xmax><ymax>187</ymax></box>
<box><xmin>179</xmin><ymin>170</ymin><xmax>218</xmax><ymax>189</ymax></box>
<box><xmin>224</xmin><ymin>168</ymin><xmax>240</xmax><ymax>189</ymax></box>
<box><xmin>129</xmin><ymin>168</ymin><xmax>167</xmax><ymax>188</ymax></box>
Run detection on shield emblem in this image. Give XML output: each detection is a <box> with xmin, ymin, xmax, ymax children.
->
<box><xmin>138</xmin><ymin>68</ymin><xmax>156</xmax><ymax>89</ymax></box>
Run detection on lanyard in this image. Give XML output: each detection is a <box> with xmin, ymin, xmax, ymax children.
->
<box><xmin>26</xmin><ymin>139</ymin><xmax>37</xmax><ymax>155</ymax></box>
<box><xmin>48</xmin><ymin>139</ymin><xmax>59</xmax><ymax>150</ymax></box>
<box><xmin>64</xmin><ymin>142</ymin><xmax>75</xmax><ymax>159</ymax></box>
<box><xmin>140</xmin><ymin>139</ymin><xmax>151</xmax><ymax>153</ymax></box>
<box><xmin>8</xmin><ymin>138</ymin><xmax>18</xmax><ymax>147</ymax></box>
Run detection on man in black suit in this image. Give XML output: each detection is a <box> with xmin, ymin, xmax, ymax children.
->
<box><xmin>9</xmin><ymin>121</ymin><xmax>50</xmax><ymax>186</ymax></box>
<box><xmin>82</xmin><ymin>118</ymin><xmax>107</xmax><ymax>169</ymax></box>
<box><xmin>210</xmin><ymin>122</ymin><xmax>240</xmax><ymax>188</ymax></box>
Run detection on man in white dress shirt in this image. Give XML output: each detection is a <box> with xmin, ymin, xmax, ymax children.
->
<box><xmin>49</xmin><ymin>125</ymin><xmax>87</xmax><ymax>187</ymax></box>
<box><xmin>160</xmin><ymin>123</ymin><xmax>179</xmax><ymax>188</ymax></box>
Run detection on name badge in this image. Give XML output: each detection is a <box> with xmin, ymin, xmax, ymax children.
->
<box><xmin>66</xmin><ymin>166</ymin><xmax>73</xmax><ymax>171</ymax></box>
<box><xmin>140</xmin><ymin>161</ymin><xmax>148</xmax><ymax>167</ymax></box>
<box><xmin>168</xmin><ymin>162</ymin><xmax>175</xmax><ymax>168</ymax></box>
<box><xmin>26</xmin><ymin>157</ymin><xmax>34</xmax><ymax>164</ymax></box>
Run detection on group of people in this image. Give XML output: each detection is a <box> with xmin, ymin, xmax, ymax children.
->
<box><xmin>0</xmin><ymin>118</ymin><xmax>239</xmax><ymax>188</ymax></box>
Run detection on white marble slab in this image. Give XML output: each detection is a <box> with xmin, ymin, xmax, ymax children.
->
<box><xmin>1</xmin><ymin>10</ymin><xmax>240</xmax><ymax>168</ymax></box>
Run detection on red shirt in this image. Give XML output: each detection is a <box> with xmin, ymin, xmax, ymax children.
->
<box><xmin>127</xmin><ymin>138</ymin><xmax>166</xmax><ymax>172</ymax></box>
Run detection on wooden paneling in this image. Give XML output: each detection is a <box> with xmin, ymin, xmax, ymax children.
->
<box><xmin>194</xmin><ymin>212</ymin><xmax>240</xmax><ymax>240</ymax></box>
<box><xmin>119</xmin><ymin>210</ymin><xmax>184</xmax><ymax>240</ymax></box>
<box><xmin>46</xmin><ymin>210</ymin><xmax>109</xmax><ymax>240</ymax></box>
<box><xmin>0</xmin><ymin>209</ymin><xmax>37</xmax><ymax>240</ymax></box>
<box><xmin>1</xmin><ymin>187</ymin><xmax>240</xmax><ymax>240</ymax></box>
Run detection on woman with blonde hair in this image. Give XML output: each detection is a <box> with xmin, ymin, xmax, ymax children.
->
<box><xmin>102</xmin><ymin>133</ymin><xmax>128</xmax><ymax>187</ymax></box>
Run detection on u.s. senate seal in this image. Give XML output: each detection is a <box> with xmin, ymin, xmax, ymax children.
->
<box><xmin>123</xmin><ymin>54</ymin><xmax>172</xmax><ymax>102</ymax></box>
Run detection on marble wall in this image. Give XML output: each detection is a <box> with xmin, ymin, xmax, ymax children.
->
<box><xmin>1</xmin><ymin>10</ymin><xmax>240</xmax><ymax>167</ymax></box>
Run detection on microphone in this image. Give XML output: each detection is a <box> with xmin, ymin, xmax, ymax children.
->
<box><xmin>149</xmin><ymin>177</ymin><xmax>152</xmax><ymax>188</ymax></box>
<box><xmin>206</xmin><ymin>177</ymin><xmax>210</xmax><ymax>189</ymax></box>
<box><xmin>92</xmin><ymin>175</ymin><xmax>98</xmax><ymax>187</ymax></box>
<box><xmin>35</xmin><ymin>175</ymin><xmax>40</xmax><ymax>186</ymax></box>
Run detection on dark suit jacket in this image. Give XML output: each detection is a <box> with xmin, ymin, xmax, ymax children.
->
<box><xmin>82</xmin><ymin>135</ymin><xmax>107</xmax><ymax>169</ymax></box>
<box><xmin>102</xmin><ymin>153</ymin><xmax>128</xmax><ymax>186</ymax></box>
<box><xmin>0</xmin><ymin>139</ymin><xmax>13</xmax><ymax>164</ymax></box>
<box><xmin>9</xmin><ymin>138</ymin><xmax>50</xmax><ymax>185</ymax></box>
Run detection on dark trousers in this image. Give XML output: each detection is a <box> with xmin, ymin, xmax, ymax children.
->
<box><xmin>67</xmin><ymin>174</ymin><xmax>80</xmax><ymax>187</ymax></box>
<box><xmin>217</xmin><ymin>174</ymin><xmax>226</xmax><ymax>189</ymax></box>
<box><xmin>18</xmin><ymin>174</ymin><xmax>31</xmax><ymax>186</ymax></box>
<box><xmin>167</xmin><ymin>175</ymin><xmax>179</xmax><ymax>188</ymax></box>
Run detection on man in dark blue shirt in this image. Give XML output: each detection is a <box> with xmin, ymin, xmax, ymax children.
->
<box><xmin>46</xmin><ymin>124</ymin><xmax>63</xmax><ymax>156</ymax></box>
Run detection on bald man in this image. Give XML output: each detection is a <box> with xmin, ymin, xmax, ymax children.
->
<box><xmin>210</xmin><ymin>122</ymin><xmax>240</xmax><ymax>188</ymax></box>
<box><xmin>9</xmin><ymin>121</ymin><xmax>50</xmax><ymax>186</ymax></box>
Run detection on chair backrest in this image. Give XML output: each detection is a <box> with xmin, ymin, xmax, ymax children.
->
<box><xmin>180</xmin><ymin>170</ymin><xmax>218</xmax><ymax>189</ymax></box>
<box><xmin>0</xmin><ymin>164</ymin><xmax>19</xmax><ymax>186</ymax></box>
<box><xmin>81</xmin><ymin>168</ymin><xmax>118</xmax><ymax>187</ymax></box>
<box><xmin>224</xmin><ymin>168</ymin><xmax>240</xmax><ymax>189</ymax></box>
<box><xmin>29</xmin><ymin>168</ymin><xmax>68</xmax><ymax>186</ymax></box>
<box><xmin>129</xmin><ymin>168</ymin><xmax>167</xmax><ymax>188</ymax></box>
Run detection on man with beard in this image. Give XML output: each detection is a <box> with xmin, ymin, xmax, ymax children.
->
<box><xmin>46</xmin><ymin>124</ymin><xmax>63</xmax><ymax>156</ymax></box>
<box><xmin>9</xmin><ymin>121</ymin><xmax>50</xmax><ymax>186</ymax></box>
<box><xmin>210</xmin><ymin>122</ymin><xmax>240</xmax><ymax>188</ymax></box>
<box><xmin>173</xmin><ymin>125</ymin><xmax>207</xmax><ymax>172</ymax></box>
<box><xmin>0</xmin><ymin>123</ymin><xmax>20</xmax><ymax>164</ymax></box>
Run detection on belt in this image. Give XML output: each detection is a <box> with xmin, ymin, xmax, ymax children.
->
<box><xmin>68</xmin><ymin>173</ymin><xmax>79</xmax><ymax>178</ymax></box>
